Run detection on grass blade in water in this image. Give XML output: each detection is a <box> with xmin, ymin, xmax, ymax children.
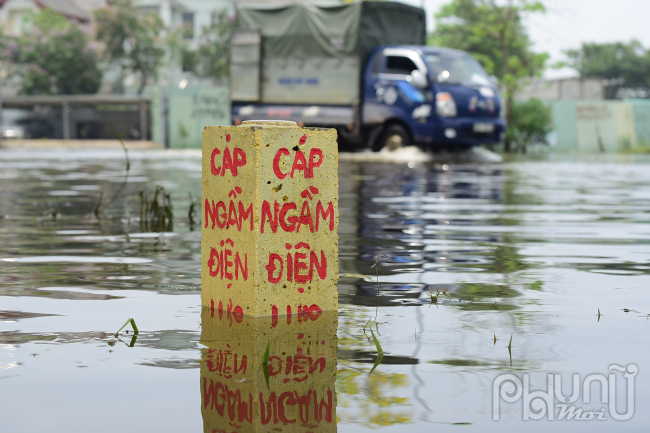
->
<box><xmin>507</xmin><ymin>333</ymin><xmax>513</xmax><ymax>367</ymax></box>
<box><xmin>115</xmin><ymin>318</ymin><xmax>139</xmax><ymax>337</ymax></box>
<box><xmin>369</xmin><ymin>329</ymin><xmax>384</xmax><ymax>375</ymax></box>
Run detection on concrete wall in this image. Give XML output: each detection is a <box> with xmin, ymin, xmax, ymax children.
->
<box><xmin>548</xmin><ymin>100</ymin><xmax>641</xmax><ymax>152</ymax></box>
<box><xmin>168</xmin><ymin>86</ymin><xmax>230</xmax><ymax>148</ymax></box>
<box><xmin>549</xmin><ymin>100</ymin><xmax>577</xmax><ymax>152</ymax></box>
<box><xmin>625</xmin><ymin>99</ymin><xmax>650</xmax><ymax>146</ymax></box>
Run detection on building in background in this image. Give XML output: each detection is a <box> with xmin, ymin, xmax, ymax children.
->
<box><xmin>1</xmin><ymin>0</ymin><xmax>236</xmax><ymax>93</ymax></box>
<box><xmin>0</xmin><ymin>0</ymin><xmax>92</xmax><ymax>34</ymax></box>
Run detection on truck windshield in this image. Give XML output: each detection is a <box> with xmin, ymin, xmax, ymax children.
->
<box><xmin>423</xmin><ymin>54</ymin><xmax>492</xmax><ymax>87</ymax></box>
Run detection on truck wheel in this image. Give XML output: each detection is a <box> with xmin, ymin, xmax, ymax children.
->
<box><xmin>375</xmin><ymin>125</ymin><xmax>411</xmax><ymax>152</ymax></box>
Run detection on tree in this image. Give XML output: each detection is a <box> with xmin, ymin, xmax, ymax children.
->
<box><xmin>181</xmin><ymin>9</ymin><xmax>233</xmax><ymax>81</ymax></box>
<box><xmin>1</xmin><ymin>9</ymin><xmax>101</xmax><ymax>95</ymax></box>
<box><xmin>565</xmin><ymin>41</ymin><xmax>650</xmax><ymax>99</ymax></box>
<box><xmin>94</xmin><ymin>0</ymin><xmax>166</xmax><ymax>94</ymax></box>
<box><xmin>430</xmin><ymin>0</ymin><xmax>549</xmax><ymax>152</ymax></box>
<box><xmin>504</xmin><ymin>98</ymin><xmax>552</xmax><ymax>153</ymax></box>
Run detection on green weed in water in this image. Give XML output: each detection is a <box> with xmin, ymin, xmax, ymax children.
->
<box><xmin>188</xmin><ymin>192</ymin><xmax>198</xmax><ymax>230</ymax></box>
<box><xmin>507</xmin><ymin>333</ymin><xmax>513</xmax><ymax>367</ymax></box>
<box><xmin>115</xmin><ymin>318</ymin><xmax>139</xmax><ymax>336</ymax></box>
<box><xmin>369</xmin><ymin>328</ymin><xmax>384</xmax><ymax>375</ymax></box>
<box><xmin>427</xmin><ymin>285</ymin><xmax>449</xmax><ymax>307</ymax></box>
<box><xmin>428</xmin><ymin>359</ymin><xmax>491</xmax><ymax>367</ymax></box>
<box><xmin>139</xmin><ymin>186</ymin><xmax>173</xmax><ymax>232</ymax></box>
<box><xmin>427</xmin><ymin>285</ymin><xmax>437</xmax><ymax>306</ymax></box>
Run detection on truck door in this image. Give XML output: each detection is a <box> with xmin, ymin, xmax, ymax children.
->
<box><xmin>364</xmin><ymin>49</ymin><xmax>433</xmax><ymax>146</ymax></box>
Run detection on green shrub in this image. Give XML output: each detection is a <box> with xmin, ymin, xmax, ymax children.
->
<box><xmin>3</xmin><ymin>9</ymin><xmax>101</xmax><ymax>95</ymax></box>
<box><xmin>505</xmin><ymin>97</ymin><xmax>553</xmax><ymax>153</ymax></box>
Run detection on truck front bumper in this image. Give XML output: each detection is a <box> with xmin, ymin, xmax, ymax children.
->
<box><xmin>423</xmin><ymin>117</ymin><xmax>506</xmax><ymax>147</ymax></box>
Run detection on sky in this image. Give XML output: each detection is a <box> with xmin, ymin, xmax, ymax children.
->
<box><xmin>400</xmin><ymin>0</ymin><xmax>650</xmax><ymax>79</ymax></box>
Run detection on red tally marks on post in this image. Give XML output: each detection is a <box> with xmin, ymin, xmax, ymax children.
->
<box><xmin>271</xmin><ymin>305</ymin><xmax>278</xmax><ymax>328</ymax></box>
<box><xmin>215</xmin><ymin>299</ymin><xmax>243</xmax><ymax>326</ymax></box>
<box><xmin>226</xmin><ymin>133</ymin><xmax>231</xmax><ymax>142</ymax></box>
<box><xmin>298</xmin><ymin>304</ymin><xmax>322</xmax><ymax>322</ymax></box>
<box><xmin>233</xmin><ymin>305</ymin><xmax>243</xmax><ymax>321</ymax></box>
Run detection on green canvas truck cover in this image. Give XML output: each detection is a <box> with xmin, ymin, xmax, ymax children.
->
<box><xmin>231</xmin><ymin>1</ymin><xmax>426</xmax><ymax>105</ymax></box>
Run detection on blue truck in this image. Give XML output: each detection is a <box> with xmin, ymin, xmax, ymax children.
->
<box><xmin>230</xmin><ymin>2</ymin><xmax>505</xmax><ymax>151</ymax></box>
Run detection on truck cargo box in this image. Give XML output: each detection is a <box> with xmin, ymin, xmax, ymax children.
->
<box><xmin>230</xmin><ymin>1</ymin><xmax>426</xmax><ymax>105</ymax></box>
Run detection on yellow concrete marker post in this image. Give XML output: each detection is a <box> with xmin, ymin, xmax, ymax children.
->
<box><xmin>202</xmin><ymin>120</ymin><xmax>338</xmax><ymax>317</ymax></box>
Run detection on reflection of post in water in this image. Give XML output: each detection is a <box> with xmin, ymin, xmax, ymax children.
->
<box><xmin>200</xmin><ymin>308</ymin><xmax>338</xmax><ymax>432</ymax></box>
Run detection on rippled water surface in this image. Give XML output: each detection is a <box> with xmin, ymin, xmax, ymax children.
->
<box><xmin>2</xmin><ymin>148</ymin><xmax>650</xmax><ymax>432</ymax></box>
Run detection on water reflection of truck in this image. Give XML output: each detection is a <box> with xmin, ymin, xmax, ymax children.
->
<box><xmin>230</xmin><ymin>2</ymin><xmax>506</xmax><ymax>151</ymax></box>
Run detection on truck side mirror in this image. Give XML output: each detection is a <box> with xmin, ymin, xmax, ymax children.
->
<box><xmin>409</xmin><ymin>70</ymin><xmax>428</xmax><ymax>89</ymax></box>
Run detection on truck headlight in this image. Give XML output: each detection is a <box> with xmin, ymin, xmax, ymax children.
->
<box><xmin>436</xmin><ymin>92</ymin><xmax>457</xmax><ymax>117</ymax></box>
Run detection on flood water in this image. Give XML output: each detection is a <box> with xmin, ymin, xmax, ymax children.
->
<box><xmin>1</xmin><ymin>148</ymin><xmax>650</xmax><ymax>432</ymax></box>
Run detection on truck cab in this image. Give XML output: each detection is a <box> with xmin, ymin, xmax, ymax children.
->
<box><xmin>363</xmin><ymin>46</ymin><xmax>506</xmax><ymax>151</ymax></box>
